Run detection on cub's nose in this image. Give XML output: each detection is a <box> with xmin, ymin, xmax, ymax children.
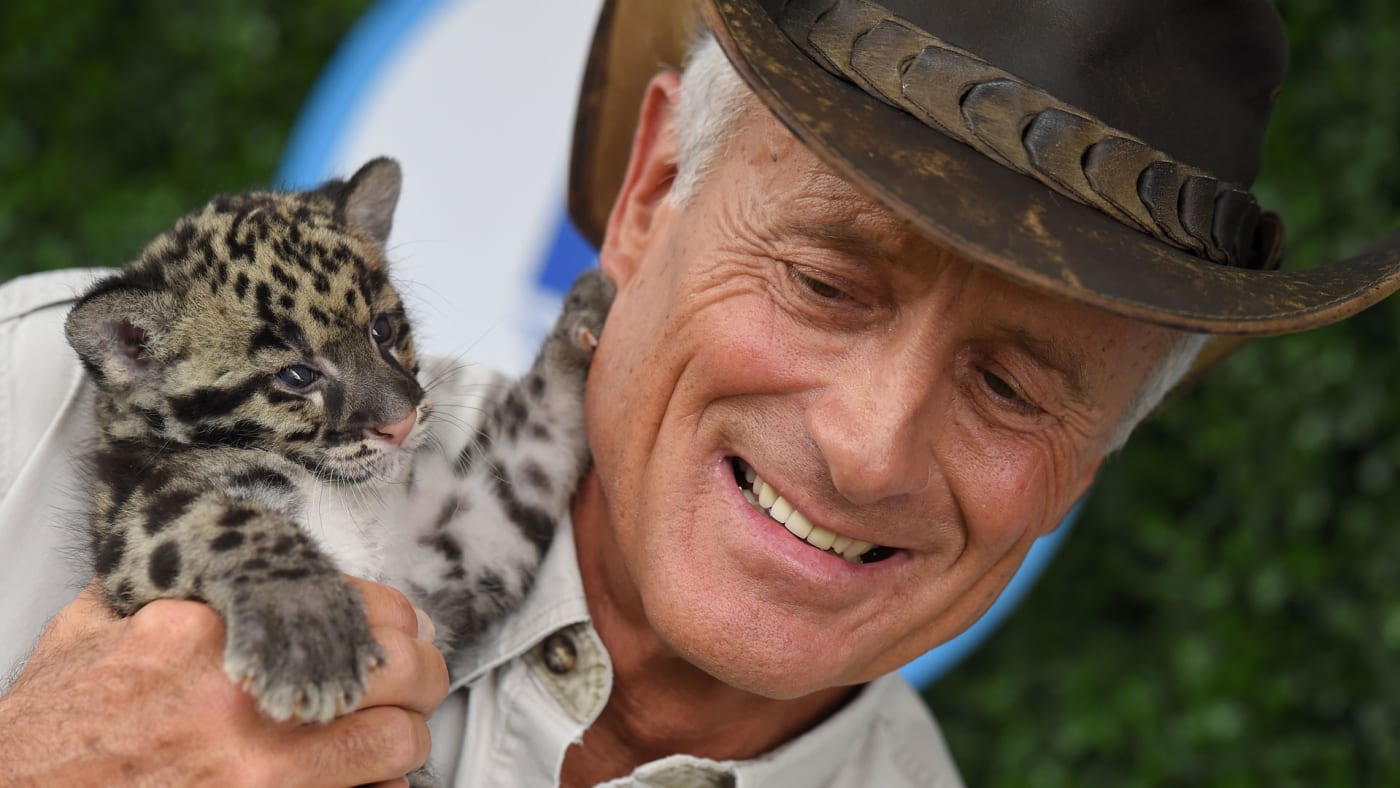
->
<box><xmin>369</xmin><ymin>411</ymin><xmax>417</xmax><ymax>447</ymax></box>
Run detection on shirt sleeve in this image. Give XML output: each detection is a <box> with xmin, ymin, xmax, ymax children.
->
<box><xmin>0</xmin><ymin>268</ymin><xmax>109</xmax><ymax>680</ymax></box>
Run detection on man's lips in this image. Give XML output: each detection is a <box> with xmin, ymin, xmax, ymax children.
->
<box><xmin>730</xmin><ymin>458</ymin><xmax>896</xmax><ymax>564</ymax></box>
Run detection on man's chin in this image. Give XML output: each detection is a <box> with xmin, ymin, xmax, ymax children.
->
<box><xmin>645</xmin><ymin>595</ymin><xmax>877</xmax><ymax>699</ymax></box>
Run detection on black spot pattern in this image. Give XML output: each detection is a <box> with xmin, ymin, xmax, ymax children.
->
<box><xmin>219</xmin><ymin>508</ymin><xmax>257</xmax><ymax>529</ymax></box>
<box><xmin>169</xmin><ymin>381</ymin><xmax>261</xmax><ymax>423</ymax></box>
<box><xmin>94</xmin><ymin>530</ymin><xmax>126</xmax><ymax>576</ymax></box>
<box><xmin>231</xmin><ymin>467</ymin><xmax>293</xmax><ymax>491</ymax></box>
<box><xmin>211</xmin><ymin>531</ymin><xmax>244</xmax><ymax>552</ymax></box>
<box><xmin>148</xmin><ymin>541</ymin><xmax>181</xmax><ymax>590</ymax></box>
<box><xmin>520</xmin><ymin>461</ymin><xmax>553</xmax><ymax>496</ymax></box>
<box><xmin>493</xmin><ymin>473</ymin><xmax>555</xmax><ymax>556</ymax></box>
<box><xmin>145</xmin><ymin>489</ymin><xmax>198</xmax><ymax>535</ymax></box>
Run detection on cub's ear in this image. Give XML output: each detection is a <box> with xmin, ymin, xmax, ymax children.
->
<box><xmin>339</xmin><ymin>157</ymin><xmax>402</xmax><ymax>244</ymax></box>
<box><xmin>65</xmin><ymin>278</ymin><xmax>174</xmax><ymax>388</ymax></box>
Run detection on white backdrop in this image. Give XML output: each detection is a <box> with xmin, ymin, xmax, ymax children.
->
<box><xmin>280</xmin><ymin>0</ymin><xmax>604</xmax><ymax>376</ymax></box>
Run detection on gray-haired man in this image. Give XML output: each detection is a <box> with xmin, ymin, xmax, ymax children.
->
<box><xmin>2</xmin><ymin>1</ymin><xmax>1398</xmax><ymax>785</ymax></box>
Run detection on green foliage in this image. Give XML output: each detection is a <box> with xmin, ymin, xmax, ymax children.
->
<box><xmin>2</xmin><ymin>1</ymin><xmax>1396</xmax><ymax>785</ymax></box>
<box><xmin>928</xmin><ymin>1</ymin><xmax>1400</xmax><ymax>784</ymax></box>
<box><xmin>0</xmin><ymin>1</ymin><xmax>368</xmax><ymax>278</ymax></box>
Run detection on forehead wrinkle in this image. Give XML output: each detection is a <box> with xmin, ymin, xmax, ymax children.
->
<box><xmin>771</xmin><ymin>210</ymin><xmax>922</xmax><ymax>272</ymax></box>
<box><xmin>777</xmin><ymin>199</ymin><xmax>954</xmax><ymax>278</ymax></box>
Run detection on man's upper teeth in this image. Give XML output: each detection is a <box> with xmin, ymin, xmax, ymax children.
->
<box><xmin>749</xmin><ymin>472</ymin><xmax>873</xmax><ymax>562</ymax></box>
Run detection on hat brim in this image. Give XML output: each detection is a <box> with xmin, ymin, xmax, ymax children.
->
<box><xmin>570</xmin><ymin>0</ymin><xmax>1400</xmax><ymax>336</ymax></box>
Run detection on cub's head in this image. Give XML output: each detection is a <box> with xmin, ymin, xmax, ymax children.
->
<box><xmin>67</xmin><ymin>158</ymin><xmax>427</xmax><ymax>482</ymax></box>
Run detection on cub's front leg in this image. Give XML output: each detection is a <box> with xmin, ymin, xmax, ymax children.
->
<box><xmin>91</xmin><ymin>453</ymin><xmax>382</xmax><ymax>724</ymax></box>
<box><xmin>400</xmin><ymin>269</ymin><xmax>614</xmax><ymax>657</ymax></box>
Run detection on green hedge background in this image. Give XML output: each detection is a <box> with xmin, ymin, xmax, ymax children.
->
<box><xmin>2</xmin><ymin>1</ymin><xmax>1396</xmax><ymax>784</ymax></box>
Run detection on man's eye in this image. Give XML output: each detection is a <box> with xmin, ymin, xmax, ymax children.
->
<box><xmin>981</xmin><ymin>369</ymin><xmax>1032</xmax><ymax>409</ymax></box>
<box><xmin>790</xmin><ymin>267</ymin><xmax>848</xmax><ymax>300</ymax></box>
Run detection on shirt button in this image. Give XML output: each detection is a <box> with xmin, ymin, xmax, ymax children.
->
<box><xmin>541</xmin><ymin>632</ymin><xmax>578</xmax><ymax>675</ymax></box>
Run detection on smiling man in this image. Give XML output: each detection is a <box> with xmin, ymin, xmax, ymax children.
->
<box><xmin>550</xmin><ymin>0</ymin><xmax>1400</xmax><ymax>783</ymax></box>
<box><xmin>3</xmin><ymin>0</ymin><xmax>1400</xmax><ymax>786</ymax></box>
<box><xmin>559</xmin><ymin>86</ymin><xmax>1181</xmax><ymax>782</ymax></box>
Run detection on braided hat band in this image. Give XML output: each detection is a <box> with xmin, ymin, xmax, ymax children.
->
<box><xmin>780</xmin><ymin>0</ymin><xmax>1268</xmax><ymax>269</ymax></box>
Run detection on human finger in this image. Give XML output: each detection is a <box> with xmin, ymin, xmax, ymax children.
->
<box><xmin>358</xmin><ymin>626</ymin><xmax>449</xmax><ymax>716</ymax></box>
<box><xmin>343</xmin><ymin>575</ymin><xmax>424</xmax><ymax>638</ymax></box>
<box><xmin>287</xmin><ymin>705</ymin><xmax>430</xmax><ymax>787</ymax></box>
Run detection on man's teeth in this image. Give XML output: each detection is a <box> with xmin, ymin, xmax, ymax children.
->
<box><xmin>743</xmin><ymin>469</ymin><xmax>875</xmax><ymax>563</ymax></box>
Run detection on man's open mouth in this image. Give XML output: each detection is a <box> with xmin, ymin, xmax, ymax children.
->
<box><xmin>731</xmin><ymin>458</ymin><xmax>895</xmax><ymax>565</ymax></box>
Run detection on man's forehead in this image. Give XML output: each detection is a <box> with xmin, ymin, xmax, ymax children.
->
<box><xmin>740</xmin><ymin>115</ymin><xmax>964</xmax><ymax>273</ymax></box>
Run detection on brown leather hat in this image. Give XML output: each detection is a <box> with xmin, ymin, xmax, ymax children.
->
<box><xmin>570</xmin><ymin>0</ymin><xmax>1400</xmax><ymax>336</ymax></box>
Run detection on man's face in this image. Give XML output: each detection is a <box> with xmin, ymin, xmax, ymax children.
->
<box><xmin>583</xmin><ymin>77</ymin><xmax>1177</xmax><ymax>698</ymax></box>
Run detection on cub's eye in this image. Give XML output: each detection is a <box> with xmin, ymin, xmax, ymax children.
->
<box><xmin>370</xmin><ymin>314</ymin><xmax>395</xmax><ymax>346</ymax></box>
<box><xmin>277</xmin><ymin>364</ymin><xmax>319</xmax><ymax>388</ymax></box>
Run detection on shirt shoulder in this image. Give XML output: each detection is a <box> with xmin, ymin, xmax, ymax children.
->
<box><xmin>0</xmin><ymin>269</ymin><xmax>108</xmax><ymax>489</ymax></box>
<box><xmin>0</xmin><ymin>268</ymin><xmax>106</xmax><ymax>323</ymax></box>
<box><xmin>0</xmin><ymin>269</ymin><xmax>111</xmax><ymax>678</ymax></box>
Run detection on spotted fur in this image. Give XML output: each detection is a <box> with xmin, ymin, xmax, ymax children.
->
<box><xmin>66</xmin><ymin>158</ymin><xmax>613</xmax><ymax>729</ymax></box>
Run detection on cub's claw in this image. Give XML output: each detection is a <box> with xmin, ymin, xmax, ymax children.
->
<box><xmin>221</xmin><ymin>576</ymin><xmax>382</xmax><ymax>723</ymax></box>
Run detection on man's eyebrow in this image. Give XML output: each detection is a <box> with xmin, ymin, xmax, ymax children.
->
<box><xmin>997</xmin><ymin>326</ymin><xmax>1091</xmax><ymax>401</ymax></box>
<box><xmin>772</xmin><ymin>217</ymin><xmax>906</xmax><ymax>268</ymax></box>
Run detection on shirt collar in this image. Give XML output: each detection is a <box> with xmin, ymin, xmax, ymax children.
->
<box><xmin>447</xmin><ymin>513</ymin><xmax>961</xmax><ymax>786</ymax></box>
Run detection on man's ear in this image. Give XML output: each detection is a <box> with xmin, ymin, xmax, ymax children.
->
<box><xmin>65</xmin><ymin>280</ymin><xmax>174</xmax><ymax>389</ymax></box>
<box><xmin>599</xmin><ymin>71</ymin><xmax>682</xmax><ymax>288</ymax></box>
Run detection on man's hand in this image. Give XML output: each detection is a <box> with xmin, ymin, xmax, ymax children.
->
<box><xmin>0</xmin><ymin>576</ymin><xmax>448</xmax><ymax>787</ymax></box>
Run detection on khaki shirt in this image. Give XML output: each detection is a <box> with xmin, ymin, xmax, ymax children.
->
<box><xmin>0</xmin><ymin>269</ymin><xmax>964</xmax><ymax>787</ymax></box>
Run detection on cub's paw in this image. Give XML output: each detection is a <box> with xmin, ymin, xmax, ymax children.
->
<box><xmin>407</xmin><ymin>765</ymin><xmax>439</xmax><ymax>788</ymax></box>
<box><xmin>551</xmin><ymin>268</ymin><xmax>615</xmax><ymax>365</ymax></box>
<box><xmin>222</xmin><ymin>575</ymin><xmax>384</xmax><ymax>723</ymax></box>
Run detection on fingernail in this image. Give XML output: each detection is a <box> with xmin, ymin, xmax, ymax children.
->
<box><xmin>414</xmin><ymin>607</ymin><xmax>437</xmax><ymax>642</ymax></box>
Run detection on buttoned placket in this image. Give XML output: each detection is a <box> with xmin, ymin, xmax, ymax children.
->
<box><xmin>519</xmin><ymin>623</ymin><xmax>738</xmax><ymax>788</ymax></box>
<box><xmin>524</xmin><ymin>622</ymin><xmax>611</xmax><ymax>724</ymax></box>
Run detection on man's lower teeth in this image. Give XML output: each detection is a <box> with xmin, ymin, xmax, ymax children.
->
<box><xmin>735</xmin><ymin>459</ymin><xmax>889</xmax><ymax>564</ymax></box>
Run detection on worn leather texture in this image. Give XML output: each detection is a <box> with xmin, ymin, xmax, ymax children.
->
<box><xmin>569</xmin><ymin>0</ymin><xmax>1400</xmax><ymax>335</ymax></box>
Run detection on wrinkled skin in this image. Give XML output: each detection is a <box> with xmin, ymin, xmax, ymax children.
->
<box><xmin>564</xmin><ymin>72</ymin><xmax>1177</xmax><ymax>783</ymax></box>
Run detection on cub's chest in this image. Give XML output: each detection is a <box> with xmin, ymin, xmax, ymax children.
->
<box><xmin>292</xmin><ymin>475</ymin><xmax>397</xmax><ymax>580</ymax></box>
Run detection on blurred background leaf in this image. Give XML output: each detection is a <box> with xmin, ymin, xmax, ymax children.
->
<box><xmin>1</xmin><ymin>0</ymin><xmax>1397</xmax><ymax>785</ymax></box>
<box><xmin>0</xmin><ymin>1</ymin><xmax>366</xmax><ymax>275</ymax></box>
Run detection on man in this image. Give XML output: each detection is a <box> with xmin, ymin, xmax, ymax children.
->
<box><xmin>2</xmin><ymin>0</ymin><xmax>1398</xmax><ymax>785</ymax></box>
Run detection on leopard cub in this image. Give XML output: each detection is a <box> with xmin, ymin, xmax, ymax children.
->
<box><xmin>66</xmin><ymin>158</ymin><xmax>612</xmax><ymax>725</ymax></box>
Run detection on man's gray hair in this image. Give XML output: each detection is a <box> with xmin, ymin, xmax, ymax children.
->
<box><xmin>673</xmin><ymin>33</ymin><xmax>752</xmax><ymax>207</ymax></box>
<box><xmin>673</xmin><ymin>32</ymin><xmax>1203</xmax><ymax>453</ymax></box>
<box><xmin>1106</xmin><ymin>333</ymin><xmax>1207</xmax><ymax>452</ymax></box>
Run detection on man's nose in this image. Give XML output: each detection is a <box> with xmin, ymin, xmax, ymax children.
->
<box><xmin>805</xmin><ymin>360</ymin><xmax>936</xmax><ymax>506</ymax></box>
